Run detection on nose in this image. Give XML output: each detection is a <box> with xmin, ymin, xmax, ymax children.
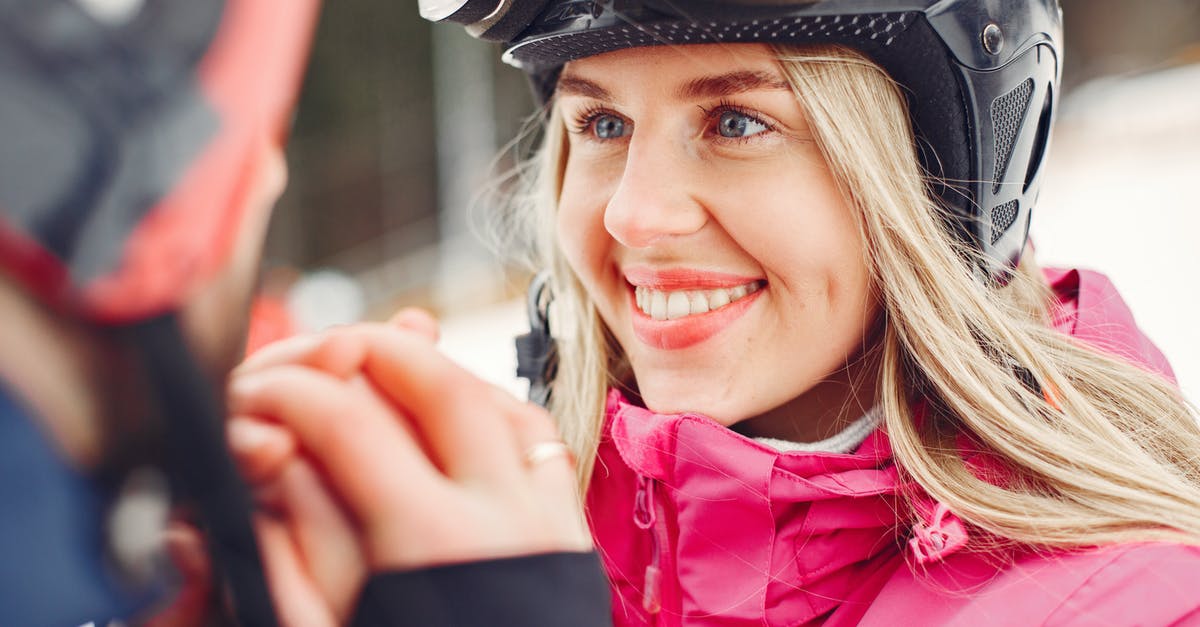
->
<box><xmin>603</xmin><ymin>133</ymin><xmax>708</xmax><ymax>249</ymax></box>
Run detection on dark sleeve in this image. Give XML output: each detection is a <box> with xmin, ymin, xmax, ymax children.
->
<box><xmin>350</xmin><ymin>551</ymin><xmax>612</xmax><ymax>627</ymax></box>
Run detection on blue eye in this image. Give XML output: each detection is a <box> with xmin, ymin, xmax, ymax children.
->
<box><xmin>716</xmin><ymin>110</ymin><xmax>769</xmax><ymax>138</ymax></box>
<box><xmin>592</xmin><ymin>113</ymin><xmax>628</xmax><ymax>139</ymax></box>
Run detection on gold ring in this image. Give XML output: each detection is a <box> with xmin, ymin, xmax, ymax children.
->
<box><xmin>523</xmin><ymin>441</ymin><xmax>572</xmax><ymax>467</ymax></box>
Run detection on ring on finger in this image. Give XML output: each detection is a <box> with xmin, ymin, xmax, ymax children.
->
<box><xmin>523</xmin><ymin>441</ymin><xmax>573</xmax><ymax>467</ymax></box>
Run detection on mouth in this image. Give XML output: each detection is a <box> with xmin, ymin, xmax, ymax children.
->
<box><xmin>633</xmin><ymin>281</ymin><xmax>765</xmax><ymax>320</ymax></box>
<box><xmin>624</xmin><ymin>269</ymin><xmax>767</xmax><ymax>350</ymax></box>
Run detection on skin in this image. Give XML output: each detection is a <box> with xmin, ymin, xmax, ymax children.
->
<box><xmin>555</xmin><ymin>44</ymin><xmax>881</xmax><ymax>442</ymax></box>
<box><xmin>228</xmin><ymin>317</ymin><xmax>591</xmax><ymax>623</ymax></box>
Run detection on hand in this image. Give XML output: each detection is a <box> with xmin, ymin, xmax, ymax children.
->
<box><xmin>228</xmin><ymin>308</ymin><xmax>590</xmax><ymax>624</ymax></box>
<box><xmin>140</xmin><ymin>521</ymin><xmax>216</xmax><ymax>627</ymax></box>
<box><xmin>228</xmin><ymin>309</ymin><xmax>438</xmax><ymax>624</ymax></box>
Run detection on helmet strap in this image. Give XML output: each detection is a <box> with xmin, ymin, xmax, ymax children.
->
<box><xmin>128</xmin><ymin>313</ymin><xmax>278</xmax><ymax>626</ymax></box>
<box><xmin>516</xmin><ymin>270</ymin><xmax>558</xmax><ymax>408</ymax></box>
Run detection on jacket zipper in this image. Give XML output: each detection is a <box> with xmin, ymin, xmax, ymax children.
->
<box><xmin>634</xmin><ymin>474</ymin><xmax>663</xmax><ymax>615</ymax></box>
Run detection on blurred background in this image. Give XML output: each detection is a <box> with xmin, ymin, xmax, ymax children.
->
<box><xmin>255</xmin><ymin>0</ymin><xmax>1200</xmax><ymax>403</ymax></box>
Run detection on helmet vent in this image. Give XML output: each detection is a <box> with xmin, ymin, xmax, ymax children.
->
<box><xmin>990</xmin><ymin>200</ymin><xmax>1019</xmax><ymax>245</ymax></box>
<box><xmin>990</xmin><ymin>78</ymin><xmax>1034</xmax><ymax>194</ymax></box>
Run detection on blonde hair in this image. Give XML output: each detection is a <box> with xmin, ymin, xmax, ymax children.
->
<box><xmin>505</xmin><ymin>44</ymin><xmax>1200</xmax><ymax>549</ymax></box>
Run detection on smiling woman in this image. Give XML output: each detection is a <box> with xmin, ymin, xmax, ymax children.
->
<box><xmin>555</xmin><ymin>46</ymin><xmax>878</xmax><ymax>439</ymax></box>
<box><xmin>420</xmin><ymin>1</ymin><xmax>1200</xmax><ymax>625</ymax></box>
<box><xmin>510</xmin><ymin>37</ymin><xmax>1200</xmax><ymax>627</ymax></box>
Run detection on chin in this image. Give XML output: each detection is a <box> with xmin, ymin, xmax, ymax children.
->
<box><xmin>180</xmin><ymin>264</ymin><xmax>257</xmax><ymax>388</ymax></box>
<box><xmin>637</xmin><ymin>382</ymin><xmax>748</xmax><ymax>426</ymax></box>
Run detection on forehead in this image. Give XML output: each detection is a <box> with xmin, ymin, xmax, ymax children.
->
<box><xmin>558</xmin><ymin>43</ymin><xmax>791</xmax><ymax>106</ymax></box>
<box><xmin>559</xmin><ymin>43</ymin><xmax>782</xmax><ymax>88</ymax></box>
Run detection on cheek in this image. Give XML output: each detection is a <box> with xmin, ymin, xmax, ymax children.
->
<box><xmin>556</xmin><ymin>170</ymin><xmax>612</xmax><ymax>285</ymax></box>
<box><xmin>816</xmin><ymin>198</ymin><xmax>872</xmax><ymax>306</ymax></box>
<box><xmin>737</xmin><ymin>189</ymin><xmax>864</xmax><ymax>289</ymax></box>
<box><xmin>792</xmin><ymin>199</ymin><xmax>875</xmax><ymax>337</ymax></box>
<box><xmin>555</xmin><ymin>198</ymin><xmax>590</xmax><ymax>282</ymax></box>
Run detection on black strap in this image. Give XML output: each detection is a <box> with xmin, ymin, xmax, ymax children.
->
<box><xmin>131</xmin><ymin>314</ymin><xmax>278</xmax><ymax>627</ymax></box>
<box><xmin>515</xmin><ymin>271</ymin><xmax>558</xmax><ymax>408</ymax></box>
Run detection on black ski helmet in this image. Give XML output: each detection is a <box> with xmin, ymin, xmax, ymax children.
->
<box><xmin>423</xmin><ymin>0</ymin><xmax>1063</xmax><ymax>284</ymax></box>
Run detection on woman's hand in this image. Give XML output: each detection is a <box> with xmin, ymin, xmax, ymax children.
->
<box><xmin>227</xmin><ymin>309</ymin><xmax>590</xmax><ymax>624</ymax></box>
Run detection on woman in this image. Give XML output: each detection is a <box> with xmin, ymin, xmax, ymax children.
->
<box><xmin>468</xmin><ymin>0</ymin><xmax>1200</xmax><ymax>623</ymax></box>
<box><xmin>236</xmin><ymin>0</ymin><xmax>1200</xmax><ymax>624</ymax></box>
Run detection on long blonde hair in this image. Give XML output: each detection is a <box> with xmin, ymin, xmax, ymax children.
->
<box><xmin>505</xmin><ymin>44</ymin><xmax>1200</xmax><ymax>549</ymax></box>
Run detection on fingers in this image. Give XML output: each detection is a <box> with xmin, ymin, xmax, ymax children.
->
<box><xmin>508</xmin><ymin>404</ymin><xmax>579</xmax><ymax>508</ymax></box>
<box><xmin>276</xmin><ymin>457</ymin><xmax>366</xmax><ymax>622</ymax></box>
<box><xmin>508</xmin><ymin>402</ymin><xmax>567</xmax><ymax>462</ymax></box>
<box><xmin>236</xmin><ymin>333</ymin><xmax>321</xmax><ymax>376</ymax></box>
<box><xmin>236</xmin><ymin>328</ymin><xmax>371</xmax><ymax>380</ymax></box>
<box><xmin>234</xmin><ymin>319</ymin><xmax>520</xmax><ymax>483</ymax></box>
<box><xmin>351</xmin><ymin>329</ymin><xmax>525</xmax><ymax>483</ymax></box>
<box><xmin>388</xmin><ymin>307</ymin><xmax>439</xmax><ymax>342</ymax></box>
<box><xmin>228</xmin><ymin>416</ymin><xmax>296</xmax><ymax>483</ymax></box>
<box><xmin>229</xmin><ymin>364</ymin><xmax>441</xmax><ymax>527</ymax></box>
<box><xmin>506</xmin><ymin>406</ymin><xmax>593</xmax><ymax>553</ymax></box>
<box><xmin>240</xmin><ymin>324</ymin><xmax>529</xmax><ymax>483</ymax></box>
<box><xmin>255</xmin><ymin>517</ymin><xmax>338</xmax><ymax>627</ymax></box>
<box><xmin>235</xmin><ymin>307</ymin><xmax>440</xmax><ymax>378</ymax></box>
<box><xmin>228</xmin><ymin>318</ymin><xmax>593</xmax><ymax>577</ymax></box>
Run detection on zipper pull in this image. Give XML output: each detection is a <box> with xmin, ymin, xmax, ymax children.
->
<box><xmin>642</xmin><ymin>563</ymin><xmax>662</xmax><ymax>614</ymax></box>
<box><xmin>634</xmin><ymin>474</ymin><xmax>657</xmax><ymax>529</ymax></box>
<box><xmin>633</xmin><ymin>475</ymin><xmax>662</xmax><ymax>614</ymax></box>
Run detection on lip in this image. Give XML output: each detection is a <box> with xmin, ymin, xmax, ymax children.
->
<box><xmin>624</xmin><ymin>267</ymin><xmax>765</xmax><ymax>350</ymax></box>
<box><xmin>623</xmin><ymin>266</ymin><xmax>762</xmax><ymax>290</ymax></box>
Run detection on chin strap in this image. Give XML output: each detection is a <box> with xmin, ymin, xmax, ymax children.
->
<box><xmin>130</xmin><ymin>314</ymin><xmax>278</xmax><ymax>626</ymax></box>
<box><xmin>515</xmin><ymin>271</ymin><xmax>557</xmax><ymax>408</ymax></box>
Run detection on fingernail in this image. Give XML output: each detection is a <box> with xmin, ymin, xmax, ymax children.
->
<box><xmin>227</xmin><ymin>417</ymin><xmax>279</xmax><ymax>453</ymax></box>
<box><xmin>228</xmin><ymin>372</ymin><xmax>265</xmax><ymax>400</ymax></box>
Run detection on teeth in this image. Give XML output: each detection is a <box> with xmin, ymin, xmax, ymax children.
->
<box><xmin>666</xmin><ymin>291</ymin><xmax>690</xmax><ymax>319</ymax></box>
<box><xmin>634</xmin><ymin>281</ymin><xmax>761</xmax><ymax>320</ymax></box>
<box><xmin>650</xmin><ymin>291</ymin><xmax>667</xmax><ymax>320</ymax></box>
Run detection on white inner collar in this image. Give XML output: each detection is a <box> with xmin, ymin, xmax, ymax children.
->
<box><xmin>752</xmin><ymin>406</ymin><xmax>884</xmax><ymax>454</ymax></box>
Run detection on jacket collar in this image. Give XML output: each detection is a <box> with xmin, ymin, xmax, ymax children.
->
<box><xmin>600</xmin><ymin>390</ymin><xmax>944</xmax><ymax>623</ymax></box>
<box><xmin>607</xmin><ymin>388</ymin><xmax>896</xmax><ymax>494</ymax></box>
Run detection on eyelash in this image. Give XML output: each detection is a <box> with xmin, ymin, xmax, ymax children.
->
<box><xmin>700</xmin><ymin>99</ymin><xmax>776</xmax><ymax>140</ymax></box>
<box><xmin>566</xmin><ymin>100</ymin><xmax>776</xmax><ymax>141</ymax></box>
<box><xmin>567</xmin><ymin>104</ymin><xmax>614</xmax><ymax>136</ymax></box>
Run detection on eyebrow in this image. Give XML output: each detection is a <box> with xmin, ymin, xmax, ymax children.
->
<box><xmin>677</xmin><ymin>70</ymin><xmax>790</xmax><ymax>100</ymax></box>
<box><xmin>557</xmin><ymin>75</ymin><xmax>613</xmax><ymax>100</ymax></box>
<box><xmin>556</xmin><ymin>70</ymin><xmax>790</xmax><ymax>102</ymax></box>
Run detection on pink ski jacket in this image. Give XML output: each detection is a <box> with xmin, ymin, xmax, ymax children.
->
<box><xmin>587</xmin><ymin>269</ymin><xmax>1200</xmax><ymax>626</ymax></box>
